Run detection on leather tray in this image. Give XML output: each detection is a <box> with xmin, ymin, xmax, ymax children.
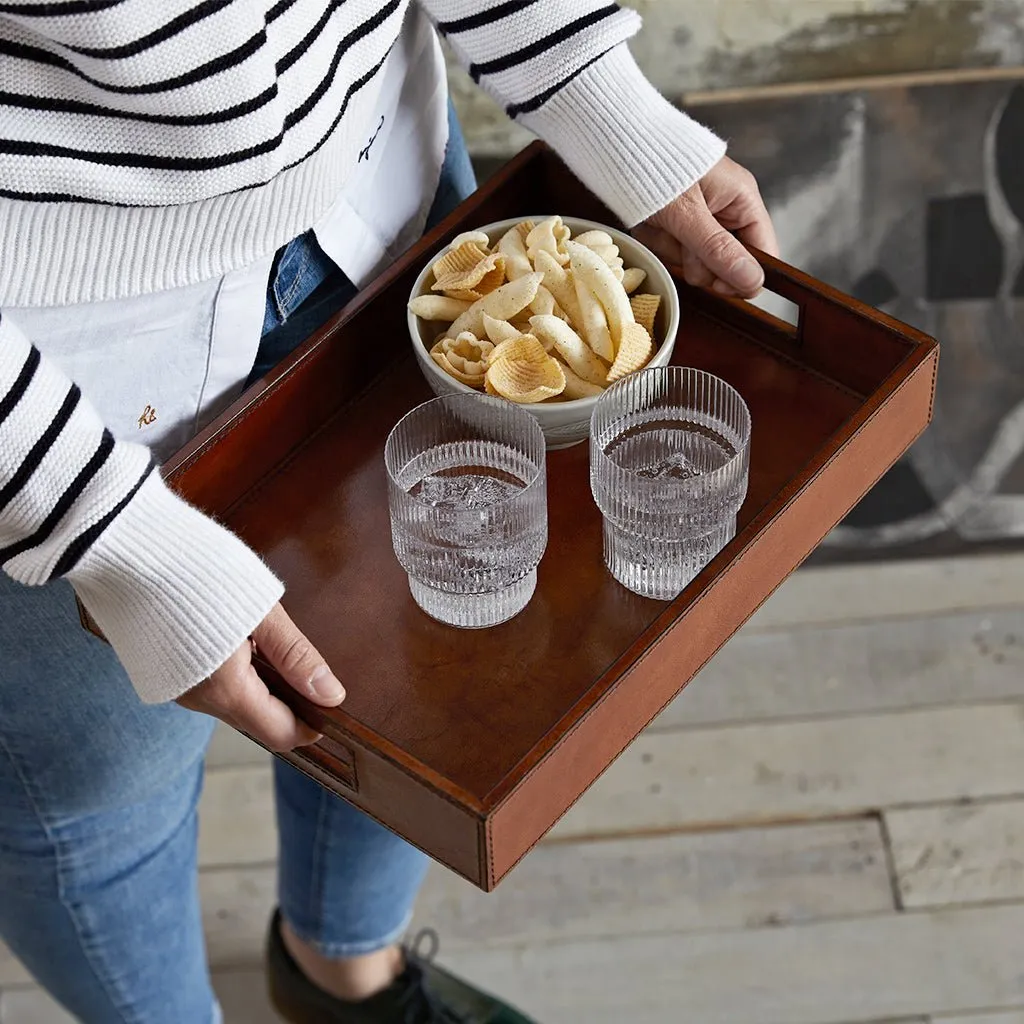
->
<box><xmin>111</xmin><ymin>144</ymin><xmax>940</xmax><ymax>890</ymax></box>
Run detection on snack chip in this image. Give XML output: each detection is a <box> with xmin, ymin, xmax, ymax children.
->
<box><xmin>607</xmin><ymin>322</ymin><xmax>653</xmax><ymax>383</ymax></box>
<box><xmin>409</xmin><ymin>295</ymin><xmax>473</xmax><ymax>321</ymax></box>
<box><xmin>575</xmin><ymin>233</ymin><xmax>623</xmax><ymax>279</ymax></box>
<box><xmin>532</xmin><ymin>250</ymin><xmax>584</xmax><ymax>327</ymax></box>
<box><xmin>497</xmin><ymin>225</ymin><xmax>534</xmax><ymax>281</ymax></box>
<box><xmin>446</xmin><ymin>272</ymin><xmax>543</xmax><ymax>339</ymax></box>
<box><xmin>573</xmin><ymin>230</ymin><xmax>614</xmax><ymax>249</ymax></box>
<box><xmin>530</xmin><ymin>284</ymin><xmax>559</xmax><ymax>317</ymax></box>
<box><xmin>593</xmin><ymin>245</ymin><xmax>626</xmax><ymax>282</ymax></box>
<box><xmin>590</xmin><ymin>244</ymin><xmax>619</xmax><ymax>264</ymax></box>
<box><xmin>482</xmin><ymin>312</ymin><xmax>522</xmax><ymax>345</ymax></box>
<box><xmin>485</xmin><ymin>335</ymin><xmax>567</xmax><ymax>404</ymax></box>
<box><xmin>621</xmin><ymin>267</ymin><xmax>647</xmax><ymax>294</ymax></box>
<box><xmin>572</xmin><ymin>275</ymin><xmax>614</xmax><ymax>363</ymax></box>
<box><xmin>448</xmin><ymin>332</ymin><xmax>493</xmax><ymax>375</ymax></box>
<box><xmin>629</xmin><ymin>294</ymin><xmax>661</xmax><ymax>337</ymax></box>
<box><xmin>515</xmin><ymin>220</ymin><xmax>535</xmax><ymax>242</ymax></box>
<box><xmin>554</xmin><ymin>355</ymin><xmax>606</xmax><ymax>399</ymax></box>
<box><xmin>529</xmin><ymin>314</ymin><xmax>608</xmax><ymax>386</ymax></box>
<box><xmin>411</xmin><ymin>218</ymin><xmax>665</xmax><ymax>404</ymax></box>
<box><xmin>449</xmin><ymin>231</ymin><xmax>491</xmax><ymax>251</ymax></box>
<box><xmin>432</xmin><ymin>243</ymin><xmax>506</xmax><ymax>300</ymax></box>
<box><xmin>430</xmin><ymin>332</ymin><xmax>494</xmax><ymax>387</ymax></box>
<box><xmin>486</xmin><ymin>336</ymin><xmax>522</xmax><ymax>368</ymax></box>
<box><xmin>567</xmin><ymin>241</ymin><xmax>634</xmax><ymax>353</ymax></box>
<box><xmin>526</xmin><ymin>216</ymin><xmax>570</xmax><ymax>267</ymax></box>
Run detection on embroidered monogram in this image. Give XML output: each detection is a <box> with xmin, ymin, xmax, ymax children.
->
<box><xmin>358</xmin><ymin>116</ymin><xmax>385</xmax><ymax>162</ymax></box>
<box><xmin>138</xmin><ymin>404</ymin><xmax>157</xmax><ymax>428</ymax></box>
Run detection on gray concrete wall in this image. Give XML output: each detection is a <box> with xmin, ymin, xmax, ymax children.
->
<box><xmin>449</xmin><ymin>0</ymin><xmax>1024</xmax><ymax>158</ymax></box>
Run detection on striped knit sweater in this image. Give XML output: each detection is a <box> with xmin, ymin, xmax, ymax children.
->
<box><xmin>0</xmin><ymin>0</ymin><xmax>726</xmax><ymax>703</ymax></box>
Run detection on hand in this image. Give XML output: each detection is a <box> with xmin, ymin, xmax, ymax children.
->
<box><xmin>634</xmin><ymin>155</ymin><xmax>779</xmax><ymax>299</ymax></box>
<box><xmin>177</xmin><ymin>603</ymin><xmax>345</xmax><ymax>752</ymax></box>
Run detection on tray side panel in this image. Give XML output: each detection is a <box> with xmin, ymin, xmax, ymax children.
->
<box><xmin>249</xmin><ymin>654</ymin><xmax>487</xmax><ymax>884</ymax></box>
<box><xmin>485</xmin><ymin>347</ymin><xmax>938</xmax><ymax>886</ymax></box>
<box><xmin>277</xmin><ymin>736</ymin><xmax>486</xmax><ymax>886</ymax></box>
<box><xmin>688</xmin><ymin>257</ymin><xmax>932</xmax><ymax>399</ymax></box>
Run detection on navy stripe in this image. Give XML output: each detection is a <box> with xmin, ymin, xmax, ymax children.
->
<box><xmin>64</xmin><ymin>0</ymin><xmax>234</xmax><ymax>59</ymax></box>
<box><xmin>505</xmin><ymin>49</ymin><xmax>607</xmax><ymax>116</ymax></box>
<box><xmin>276</xmin><ymin>0</ymin><xmax>348</xmax><ymax>76</ymax></box>
<box><xmin>0</xmin><ymin>84</ymin><xmax>277</xmax><ymax>127</ymax></box>
<box><xmin>266</xmin><ymin>0</ymin><xmax>300</xmax><ymax>22</ymax></box>
<box><xmin>438</xmin><ymin>0</ymin><xmax>540</xmax><ymax>35</ymax></box>
<box><xmin>0</xmin><ymin>0</ymin><xmax>124</xmax><ymax>14</ymax></box>
<box><xmin>469</xmin><ymin>4</ymin><xmax>619</xmax><ymax>81</ymax></box>
<box><xmin>0</xmin><ymin>385</ymin><xmax>81</xmax><ymax>514</ymax></box>
<box><xmin>50</xmin><ymin>460</ymin><xmax>155</xmax><ymax>579</ymax></box>
<box><xmin>0</xmin><ymin>129</ymin><xmax>280</xmax><ymax>172</ymax></box>
<box><xmin>0</xmin><ymin>6</ymin><xmax>396</xmax><ymax>201</ymax></box>
<box><xmin>0</xmin><ymin>346</ymin><xmax>41</xmax><ymax>428</ymax></box>
<box><xmin>0</xmin><ymin>429</ymin><xmax>114</xmax><ymax>565</ymax></box>
<box><xmin>0</xmin><ymin>187</ymin><xmax>108</xmax><ymax>203</ymax></box>
<box><xmin>282</xmin><ymin>1</ymin><xmax>398</xmax><ymax>132</ymax></box>
<box><xmin>0</xmin><ymin>29</ymin><xmax>265</xmax><ymax>95</ymax></box>
<box><xmin>0</xmin><ymin>2</ymin><xmax>398</xmax><ymax>174</ymax></box>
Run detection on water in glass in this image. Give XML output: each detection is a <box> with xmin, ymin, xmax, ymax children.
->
<box><xmin>386</xmin><ymin>397</ymin><xmax>547</xmax><ymax>628</ymax></box>
<box><xmin>591</xmin><ymin>368</ymin><xmax>751</xmax><ymax>600</ymax></box>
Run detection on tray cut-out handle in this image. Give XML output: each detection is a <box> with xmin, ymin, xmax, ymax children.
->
<box><xmin>665</xmin><ymin>247</ymin><xmax>807</xmax><ymax>346</ymax></box>
<box><xmin>252</xmin><ymin>652</ymin><xmax>359</xmax><ymax>792</ymax></box>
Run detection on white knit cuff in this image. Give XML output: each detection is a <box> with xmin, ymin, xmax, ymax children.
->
<box><xmin>68</xmin><ymin>471</ymin><xmax>284</xmax><ymax>704</ymax></box>
<box><xmin>519</xmin><ymin>44</ymin><xmax>728</xmax><ymax>228</ymax></box>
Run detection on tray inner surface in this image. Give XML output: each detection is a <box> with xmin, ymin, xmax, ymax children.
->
<box><xmin>223</xmin><ymin>306</ymin><xmax>863</xmax><ymax>805</ymax></box>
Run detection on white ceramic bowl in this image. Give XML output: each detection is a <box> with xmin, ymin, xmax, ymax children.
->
<box><xmin>407</xmin><ymin>216</ymin><xmax>680</xmax><ymax>449</ymax></box>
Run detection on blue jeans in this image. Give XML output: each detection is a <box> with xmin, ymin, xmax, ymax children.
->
<box><xmin>0</xmin><ymin>103</ymin><xmax>476</xmax><ymax>1024</ymax></box>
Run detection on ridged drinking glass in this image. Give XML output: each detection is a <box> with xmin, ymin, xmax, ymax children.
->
<box><xmin>385</xmin><ymin>394</ymin><xmax>548</xmax><ymax>628</ymax></box>
<box><xmin>590</xmin><ymin>367</ymin><xmax>752</xmax><ymax>600</ymax></box>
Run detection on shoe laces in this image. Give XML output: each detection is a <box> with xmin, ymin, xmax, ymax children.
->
<box><xmin>399</xmin><ymin>930</ymin><xmax>470</xmax><ymax>1024</ymax></box>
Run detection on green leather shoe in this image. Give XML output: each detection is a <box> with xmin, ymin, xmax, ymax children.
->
<box><xmin>266</xmin><ymin>911</ymin><xmax>538</xmax><ymax>1024</ymax></box>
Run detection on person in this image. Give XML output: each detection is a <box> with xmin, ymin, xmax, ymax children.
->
<box><xmin>0</xmin><ymin>2</ymin><xmax>778</xmax><ymax>1022</ymax></box>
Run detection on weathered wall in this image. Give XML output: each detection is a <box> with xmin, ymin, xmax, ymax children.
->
<box><xmin>450</xmin><ymin>0</ymin><xmax>1024</xmax><ymax>158</ymax></box>
<box><xmin>689</xmin><ymin>74</ymin><xmax>1024</xmax><ymax>559</ymax></box>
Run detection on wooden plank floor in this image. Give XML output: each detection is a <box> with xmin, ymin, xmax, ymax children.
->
<box><xmin>4</xmin><ymin>552</ymin><xmax>1024</xmax><ymax>1023</ymax></box>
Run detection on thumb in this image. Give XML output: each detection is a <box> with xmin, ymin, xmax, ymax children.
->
<box><xmin>252</xmin><ymin>603</ymin><xmax>346</xmax><ymax>707</ymax></box>
<box><xmin>664</xmin><ymin>194</ymin><xmax>765</xmax><ymax>297</ymax></box>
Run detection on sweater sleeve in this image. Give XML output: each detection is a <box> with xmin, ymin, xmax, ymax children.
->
<box><xmin>0</xmin><ymin>311</ymin><xmax>284</xmax><ymax>704</ymax></box>
<box><xmin>419</xmin><ymin>0</ymin><xmax>727</xmax><ymax>226</ymax></box>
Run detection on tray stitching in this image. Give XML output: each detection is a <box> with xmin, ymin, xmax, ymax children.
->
<box><xmin>927</xmin><ymin>347</ymin><xmax>939</xmax><ymax>422</ymax></box>
<box><xmin>329</xmin><ymin>726</ymin><xmax>488</xmax><ymax>817</ymax></box>
<box><xmin>483</xmin><ymin>811</ymin><xmax>492</xmax><ymax>888</ymax></box>
<box><xmin>489</xmin><ymin>350</ymin><xmax>936</xmax><ymax>834</ymax></box>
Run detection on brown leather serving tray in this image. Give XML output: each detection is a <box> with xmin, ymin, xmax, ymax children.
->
<box><xmin>161</xmin><ymin>143</ymin><xmax>938</xmax><ymax>890</ymax></box>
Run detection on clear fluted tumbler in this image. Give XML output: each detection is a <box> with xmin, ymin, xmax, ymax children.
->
<box><xmin>385</xmin><ymin>394</ymin><xmax>548</xmax><ymax>628</ymax></box>
<box><xmin>590</xmin><ymin>367</ymin><xmax>752</xmax><ymax>600</ymax></box>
